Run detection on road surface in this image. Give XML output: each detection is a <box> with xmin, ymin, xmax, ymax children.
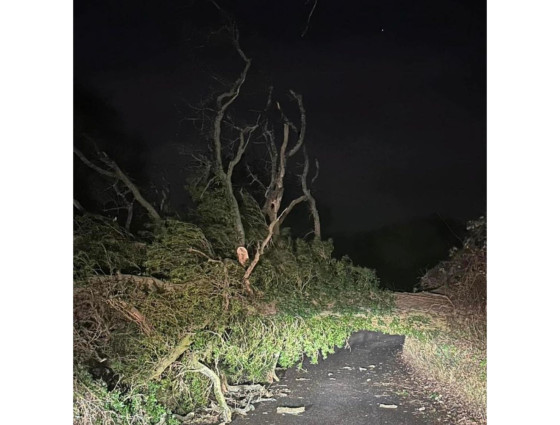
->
<box><xmin>231</xmin><ymin>331</ymin><xmax>473</xmax><ymax>425</ymax></box>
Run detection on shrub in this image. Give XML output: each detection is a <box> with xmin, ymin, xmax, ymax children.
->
<box><xmin>73</xmin><ymin>215</ymin><xmax>146</xmax><ymax>280</ymax></box>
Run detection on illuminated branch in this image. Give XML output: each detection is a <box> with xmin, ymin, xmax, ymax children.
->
<box><xmin>263</xmin><ymin>90</ymin><xmax>307</xmax><ymax>234</ymax></box>
<box><xmin>147</xmin><ymin>332</ymin><xmax>232</xmax><ymax>422</ymax></box>
<box><xmin>211</xmin><ymin>26</ymin><xmax>252</xmax><ymax>249</ymax></box>
<box><xmin>243</xmin><ymin>90</ymin><xmax>317</xmax><ymax>294</ymax></box>
<box><xmin>286</xmin><ymin>90</ymin><xmax>306</xmax><ymax>158</ymax></box>
<box><xmin>301</xmin><ymin>146</ymin><xmax>321</xmax><ymax>240</ymax></box>
<box><xmin>274</xmin><ymin>90</ymin><xmax>306</xmax><ymax>158</ymax></box>
<box><xmin>243</xmin><ymin>192</ymin><xmax>307</xmax><ymax>294</ymax></box>
<box><xmin>187</xmin><ymin>360</ymin><xmax>232</xmax><ymax>423</ymax></box>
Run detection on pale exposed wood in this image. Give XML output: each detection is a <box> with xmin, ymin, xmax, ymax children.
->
<box><xmin>277</xmin><ymin>406</ymin><xmax>305</xmax><ymax>415</ymax></box>
<box><xmin>236</xmin><ymin>246</ymin><xmax>249</xmax><ymax>266</ymax></box>
<box><xmin>146</xmin><ymin>336</ymin><xmax>233</xmax><ymax>421</ymax></box>
<box><xmin>148</xmin><ymin>333</ymin><xmax>194</xmax><ymax>380</ymax></box>
<box><xmin>243</xmin><ymin>193</ymin><xmax>307</xmax><ymax>294</ymax></box>
<box><xmin>188</xmin><ymin>360</ymin><xmax>232</xmax><ymax>423</ymax></box>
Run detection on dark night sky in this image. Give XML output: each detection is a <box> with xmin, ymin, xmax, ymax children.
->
<box><xmin>75</xmin><ymin>0</ymin><xmax>486</xmax><ymax>237</ymax></box>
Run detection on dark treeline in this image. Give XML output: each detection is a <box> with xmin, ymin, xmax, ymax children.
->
<box><xmin>330</xmin><ymin>215</ymin><xmax>467</xmax><ymax>291</ymax></box>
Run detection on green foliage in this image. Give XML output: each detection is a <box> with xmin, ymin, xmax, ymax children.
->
<box><xmin>74</xmin><ymin>215</ymin><xmax>146</xmax><ymax>279</ymax></box>
<box><xmin>192</xmin><ymin>185</ymin><xmax>269</xmax><ymax>257</ymax></box>
<box><xmin>193</xmin><ymin>313</ymin><xmax>380</xmax><ymax>385</ymax></box>
<box><xmin>256</xmin><ymin>238</ymin><xmax>377</xmax><ymax>292</ymax></box>
<box><xmin>239</xmin><ymin>189</ymin><xmax>268</xmax><ymax>249</ymax></box>
<box><xmin>252</xmin><ymin>237</ymin><xmax>392</xmax><ymax>314</ymax></box>
<box><xmin>74</xmin><ymin>215</ymin><xmax>397</xmax><ymax>423</ymax></box>
<box><xmin>74</xmin><ymin>219</ymin><xmax>251</xmax><ymax>385</ymax></box>
<box><xmin>145</xmin><ymin>219</ymin><xmax>216</xmax><ymax>282</ymax></box>
<box><xmin>403</xmin><ymin>329</ymin><xmax>487</xmax><ymax>421</ymax></box>
<box><xmin>74</xmin><ymin>366</ymin><xmax>181</xmax><ymax>425</ymax></box>
<box><xmin>193</xmin><ymin>184</ymin><xmax>239</xmax><ymax>256</ymax></box>
<box><xmin>403</xmin><ymin>219</ymin><xmax>487</xmax><ymax>421</ymax></box>
<box><xmin>188</xmin><ymin>165</ymin><xmax>268</xmax><ymax>256</ymax></box>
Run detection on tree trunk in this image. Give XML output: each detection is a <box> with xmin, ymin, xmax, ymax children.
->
<box><xmin>211</xmin><ymin>29</ymin><xmax>252</xmax><ymax>250</ymax></box>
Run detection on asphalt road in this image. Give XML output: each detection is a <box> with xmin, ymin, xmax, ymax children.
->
<box><xmin>231</xmin><ymin>331</ymin><xmax>456</xmax><ymax>425</ymax></box>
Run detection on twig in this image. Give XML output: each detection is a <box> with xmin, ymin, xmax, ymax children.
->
<box><xmin>301</xmin><ymin>0</ymin><xmax>318</xmax><ymax>37</ymax></box>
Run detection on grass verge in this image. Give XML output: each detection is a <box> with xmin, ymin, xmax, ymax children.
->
<box><xmin>402</xmin><ymin>313</ymin><xmax>486</xmax><ymax>422</ymax></box>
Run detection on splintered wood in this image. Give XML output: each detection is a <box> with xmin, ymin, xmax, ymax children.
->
<box><xmin>277</xmin><ymin>406</ymin><xmax>305</xmax><ymax>415</ymax></box>
<box><xmin>236</xmin><ymin>246</ymin><xmax>249</xmax><ymax>266</ymax></box>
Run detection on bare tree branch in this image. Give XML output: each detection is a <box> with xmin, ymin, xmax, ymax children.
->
<box><xmin>301</xmin><ymin>147</ymin><xmax>321</xmax><ymax>240</ymax></box>
<box><xmin>286</xmin><ymin>90</ymin><xmax>306</xmax><ymax>157</ymax></box>
<box><xmin>278</xmin><ymin>194</ymin><xmax>307</xmax><ymax>225</ymax></box>
<box><xmin>100</xmin><ymin>154</ymin><xmax>162</xmax><ymax>222</ymax></box>
<box><xmin>311</xmin><ymin>158</ymin><xmax>320</xmax><ymax>184</ymax></box>
<box><xmin>246</xmin><ymin>164</ymin><xmax>267</xmax><ymax>191</ymax></box>
<box><xmin>74</xmin><ymin>198</ymin><xmax>86</xmax><ymax>213</ymax></box>
<box><xmin>243</xmin><ymin>192</ymin><xmax>307</xmax><ymax>295</ymax></box>
<box><xmin>301</xmin><ymin>0</ymin><xmax>319</xmax><ymax>38</ymax></box>
<box><xmin>263</xmin><ymin>122</ymin><xmax>278</xmax><ymax>202</ymax></box>
<box><xmin>73</xmin><ymin>146</ymin><xmax>114</xmax><ymax>178</ymax></box>
<box><xmin>74</xmin><ymin>146</ymin><xmax>161</xmax><ymax>222</ymax></box>
<box><xmin>262</xmin><ymin>90</ymin><xmax>307</xmax><ymax>233</ymax></box>
<box><xmin>211</xmin><ymin>26</ymin><xmax>252</xmax><ymax>249</ymax></box>
<box><xmin>242</xmin><ymin>91</ymin><xmax>317</xmax><ymax>294</ymax></box>
<box><xmin>227</xmin><ymin>124</ymin><xmax>258</xmax><ymax>181</ymax></box>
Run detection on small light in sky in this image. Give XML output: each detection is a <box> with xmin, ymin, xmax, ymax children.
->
<box><xmin>381</xmin><ymin>28</ymin><xmax>384</xmax><ymax>32</ymax></box>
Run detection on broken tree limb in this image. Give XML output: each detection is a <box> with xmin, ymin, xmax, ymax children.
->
<box><xmin>187</xmin><ymin>361</ymin><xmax>232</xmax><ymax>423</ymax></box>
<box><xmin>277</xmin><ymin>406</ymin><xmax>305</xmax><ymax>415</ymax></box>
<box><xmin>146</xmin><ymin>331</ymin><xmax>232</xmax><ymax>422</ymax></box>
<box><xmin>148</xmin><ymin>333</ymin><xmax>194</xmax><ymax>381</ymax></box>
<box><xmin>232</xmin><ymin>403</ymin><xmax>255</xmax><ymax>416</ymax></box>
